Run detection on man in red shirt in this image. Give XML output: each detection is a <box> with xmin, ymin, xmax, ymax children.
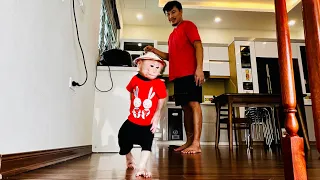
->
<box><xmin>144</xmin><ymin>0</ymin><xmax>204</xmax><ymax>154</ymax></box>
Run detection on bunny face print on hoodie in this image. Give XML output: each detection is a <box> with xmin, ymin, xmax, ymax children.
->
<box><xmin>126</xmin><ymin>73</ymin><xmax>167</xmax><ymax>126</ymax></box>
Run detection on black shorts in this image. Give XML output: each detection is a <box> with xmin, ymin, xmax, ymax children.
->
<box><xmin>118</xmin><ymin>120</ymin><xmax>154</xmax><ymax>155</ymax></box>
<box><xmin>173</xmin><ymin>75</ymin><xmax>202</xmax><ymax>106</ymax></box>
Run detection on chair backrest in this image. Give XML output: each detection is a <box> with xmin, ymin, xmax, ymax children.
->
<box><xmin>219</xmin><ymin>106</ymin><xmax>235</xmax><ymax>119</ymax></box>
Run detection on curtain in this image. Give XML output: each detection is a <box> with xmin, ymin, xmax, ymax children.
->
<box><xmin>98</xmin><ymin>0</ymin><xmax>120</xmax><ymax>54</ymax></box>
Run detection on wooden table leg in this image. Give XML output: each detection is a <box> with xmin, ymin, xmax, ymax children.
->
<box><xmin>228</xmin><ymin>101</ymin><xmax>233</xmax><ymax>150</ymax></box>
<box><xmin>215</xmin><ymin>102</ymin><xmax>221</xmax><ymax>148</ymax></box>
<box><xmin>297</xmin><ymin>105</ymin><xmax>311</xmax><ymax>150</ymax></box>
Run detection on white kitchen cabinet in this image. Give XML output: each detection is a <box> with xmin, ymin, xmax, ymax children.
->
<box><xmin>255</xmin><ymin>41</ymin><xmax>299</xmax><ymax>59</ymax></box>
<box><xmin>92</xmin><ymin>67</ymin><xmax>138</xmax><ymax>152</ymax></box>
<box><xmin>208</xmin><ymin>47</ymin><xmax>229</xmax><ymax>61</ymax></box>
<box><xmin>203</xmin><ymin>47</ymin><xmax>210</xmax><ymax>71</ymax></box>
<box><xmin>157</xmin><ymin>45</ymin><xmax>168</xmax><ymax>54</ymax></box>
<box><xmin>209</xmin><ymin>61</ymin><xmax>230</xmax><ymax>77</ymax></box>
<box><xmin>254</xmin><ymin>42</ymin><xmax>278</xmax><ymax>58</ymax></box>
<box><xmin>203</xmin><ymin>47</ymin><xmax>210</xmax><ymax>62</ymax></box>
<box><xmin>157</xmin><ymin>44</ymin><xmax>210</xmax><ymax>74</ymax></box>
<box><xmin>203</xmin><ymin>62</ymin><xmax>210</xmax><ymax>71</ymax></box>
<box><xmin>201</xmin><ymin>123</ymin><xmax>216</xmax><ymax>142</ymax></box>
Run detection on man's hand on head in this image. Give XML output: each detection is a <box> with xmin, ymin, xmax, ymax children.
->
<box><xmin>144</xmin><ymin>45</ymin><xmax>154</xmax><ymax>52</ymax></box>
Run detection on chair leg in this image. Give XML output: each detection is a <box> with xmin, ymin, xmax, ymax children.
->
<box><xmin>249</xmin><ymin>123</ymin><xmax>253</xmax><ymax>149</ymax></box>
<box><xmin>215</xmin><ymin>103</ymin><xmax>221</xmax><ymax>148</ymax></box>
<box><xmin>275</xmin><ymin>107</ymin><xmax>282</xmax><ymax>146</ymax></box>
<box><xmin>234</xmin><ymin>124</ymin><xmax>238</xmax><ymax>146</ymax></box>
<box><xmin>215</xmin><ymin>120</ymin><xmax>220</xmax><ymax>147</ymax></box>
<box><xmin>227</xmin><ymin>123</ymin><xmax>230</xmax><ymax>145</ymax></box>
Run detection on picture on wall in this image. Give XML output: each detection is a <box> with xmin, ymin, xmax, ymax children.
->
<box><xmin>242</xmin><ymin>68</ymin><xmax>252</xmax><ymax>82</ymax></box>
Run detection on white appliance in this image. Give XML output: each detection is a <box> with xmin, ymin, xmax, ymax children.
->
<box><xmin>92</xmin><ymin>66</ymin><xmax>138</xmax><ymax>152</ymax></box>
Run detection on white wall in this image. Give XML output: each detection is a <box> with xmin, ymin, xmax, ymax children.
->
<box><xmin>0</xmin><ymin>0</ymin><xmax>101</xmax><ymax>154</ymax></box>
<box><xmin>294</xmin><ymin>29</ymin><xmax>305</xmax><ymax>39</ymax></box>
<box><xmin>116</xmin><ymin>0</ymin><xmax>124</xmax><ymax>40</ymax></box>
<box><xmin>123</xmin><ymin>25</ymin><xmax>303</xmax><ymax>44</ymax></box>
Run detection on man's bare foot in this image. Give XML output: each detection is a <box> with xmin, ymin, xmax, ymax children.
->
<box><xmin>174</xmin><ymin>133</ymin><xmax>194</xmax><ymax>152</ymax></box>
<box><xmin>135</xmin><ymin>168</ymin><xmax>152</xmax><ymax>178</ymax></box>
<box><xmin>126</xmin><ymin>153</ymin><xmax>136</xmax><ymax>169</ymax></box>
<box><xmin>181</xmin><ymin>143</ymin><xmax>201</xmax><ymax>154</ymax></box>
<box><xmin>174</xmin><ymin>141</ymin><xmax>192</xmax><ymax>152</ymax></box>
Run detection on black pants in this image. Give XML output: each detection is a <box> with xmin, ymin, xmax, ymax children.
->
<box><xmin>173</xmin><ymin>75</ymin><xmax>202</xmax><ymax>106</ymax></box>
<box><xmin>118</xmin><ymin>120</ymin><xmax>154</xmax><ymax>155</ymax></box>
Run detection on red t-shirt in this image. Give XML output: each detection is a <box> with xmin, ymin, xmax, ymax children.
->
<box><xmin>126</xmin><ymin>74</ymin><xmax>167</xmax><ymax>126</ymax></box>
<box><xmin>168</xmin><ymin>20</ymin><xmax>201</xmax><ymax>81</ymax></box>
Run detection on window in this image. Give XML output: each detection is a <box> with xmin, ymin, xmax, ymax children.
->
<box><xmin>98</xmin><ymin>0</ymin><xmax>121</xmax><ymax>54</ymax></box>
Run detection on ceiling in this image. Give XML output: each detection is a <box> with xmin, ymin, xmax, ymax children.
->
<box><xmin>119</xmin><ymin>0</ymin><xmax>304</xmax><ymax>31</ymax></box>
<box><xmin>158</xmin><ymin>0</ymin><xmax>301</xmax><ymax>12</ymax></box>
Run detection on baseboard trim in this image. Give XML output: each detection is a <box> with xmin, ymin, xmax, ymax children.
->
<box><xmin>0</xmin><ymin>145</ymin><xmax>92</xmax><ymax>179</ymax></box>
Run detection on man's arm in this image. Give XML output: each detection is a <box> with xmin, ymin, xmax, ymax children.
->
<box><xmin>194</xmin><ymin>41</ymin><xmax>203</xmax><ymax>71</ymax></box>
<box><xmin>144</xmin><ymin>46</ymin><xmax>169</xmax><ymax>61</ymax></box>
<box><xmin>193</xmin><ymin>41</ymin><xmax>204</xmax><ymax>86</ymax></box>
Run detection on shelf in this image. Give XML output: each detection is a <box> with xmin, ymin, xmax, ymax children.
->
<box><xmin>97</xmin><ymin>66</ymin><xmax>137</xmax><ymax>71</ymax></box>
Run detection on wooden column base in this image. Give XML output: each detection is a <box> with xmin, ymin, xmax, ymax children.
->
<box><xmin>282</xmin><ymin>136</ymin><xmax>307</xmax><ymax>180</ymax></box>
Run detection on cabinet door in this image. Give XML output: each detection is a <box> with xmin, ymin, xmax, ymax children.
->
<box><xmin>208</xmin><ymin>47</ymin><xmax>229</xmax><ymax>61</ymax></box>
<box><xmin>157</xmin><ymin>45</ymin><xmax>168</xmax><ymax>55</ymax></box>
<box><xmin>209</xmin><ymin>61</ymin><xmax>230</xmax><ymax>77</ymax></box>
<box><xmin>203</xmin><ymin>62</ymin><xmax>210</xmax><ymax>71</ymax></box>
<box><xmin>201</xmin><ymin>123</ymin><xmax>216</xmax><ymax>142</ymax></box>
<box><xmin>254</xmin><ymin>42</ymin><xmax>278</xmax><ymax>58</ymax></box>
<box><xmin>203</xmin><ymin>47</ymin><xmax>210</xmax><ymax>63</ymax></box>
<box><xmin>203</xmin><ymin>47</ymin><xmax>210</xmax><ymax>71</ymax></box>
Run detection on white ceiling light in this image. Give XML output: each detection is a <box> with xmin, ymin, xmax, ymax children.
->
<box><xmin>214</xmin><ymin>17</ymin><xmax>221</xmax><ymax>23</ymax></box>
<box><xmin>136</xmin><ymin>13</ymin><xmax>143</xmax><ymax>21</ymax></box>
<box><xmin>288</xmin><ymin>20</ymin><xmax>296</xmax><ymax>26</ymax></box>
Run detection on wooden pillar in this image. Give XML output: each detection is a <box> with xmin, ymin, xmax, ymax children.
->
<box><xmin>301</xmin><ymin>0</ymin><xmax>320</xmax><ymax>154</ymax></box>
<box><xmin>274</xmin><ymin>0</ymin><xmax>308</xmax><ymax>179</ymax></box>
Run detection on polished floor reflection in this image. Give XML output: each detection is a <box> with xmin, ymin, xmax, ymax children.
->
<box><xmin>9</xmin><ymin>144</ymin><xmax>320</xmax><ymax>179</ymax></box>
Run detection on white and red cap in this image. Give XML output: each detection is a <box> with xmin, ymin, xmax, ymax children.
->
<box><xmin>133</xmin><ymin>52</ymin><xmax>166</xmax><ymax>67</ymax></box>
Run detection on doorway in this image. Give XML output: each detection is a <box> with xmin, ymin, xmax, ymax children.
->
<box><xmin>256</xmin><ymin>57</ymin><xmax>307</xmax><ymax>139</ymax></box>
<box><xmin>256</xmin><ymin>57</ymin><xmax>303</xmax><ymax>95</ymax></box>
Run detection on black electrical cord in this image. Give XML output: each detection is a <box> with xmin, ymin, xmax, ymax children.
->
<box><xmin>94</xmin><ymin>63</ymin><xmax>114</xmax><ymax>92</ymax></box>
<box><xmin>71</xmin><ymin>0</ymin><xmax>88</xmax><ymax>87</ymax></box>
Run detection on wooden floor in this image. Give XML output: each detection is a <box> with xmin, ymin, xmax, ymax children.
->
<box><xmin>8</xmin><ymin>144</ymin><xmax>320</xmax><ymax>180</ymax></box>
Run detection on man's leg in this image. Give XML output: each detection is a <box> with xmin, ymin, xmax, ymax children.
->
<box><xmin>174</xmin><ymin>104</ymin><xmax>194</xmax><ymax>152</ymax></box>
<box><xmin>181</xmin><ymin>101</ymin><xmax>202</xmax><ymax>154</ymax></box>
<box><xmin>172</xmin><ymin>75</ymin><xmax>202</xmax><ymax>154</ymax></box>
